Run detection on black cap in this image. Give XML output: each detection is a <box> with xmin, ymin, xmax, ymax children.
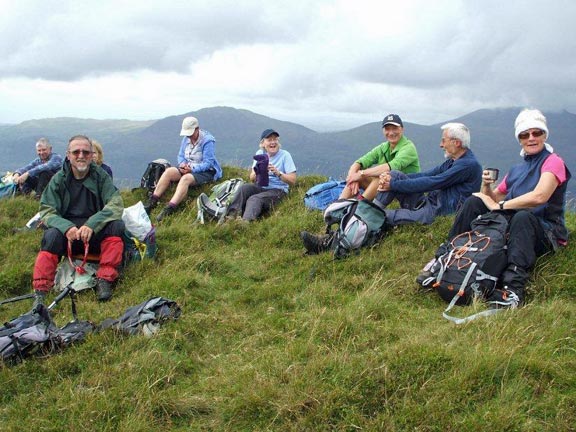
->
<box><xmin>261</xmin><ymin>129</ymin><xmax>280</xmax><ymax>139</ymax></box>
<box><xmin>382</xmin><ymin>114</ymin><xmax>403</xmax><ymax>128</ymax></box>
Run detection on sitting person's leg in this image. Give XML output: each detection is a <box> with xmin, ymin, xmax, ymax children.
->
<box><xmin>384</xmin><ymin>195</ymin><xmax>439</xmax><ymax>226</ymax></box>
<box><xmin>156</xmin><ymin>170</ymin><xmax>216</xmax><ymax>221</ymax></box>
<box><xmin>145</xmin><ymin>167</ymin><xmax>182</xmax><ymax>213</ymax></box>
<box><xmin>91</xmin><ymin>220</ymin><xmax>125</xmax><ymax>301</ymax></box>
<box><xmin>339</xmin><ymin>177</ymin><xmax>372</xmax><ymax>199</ymax></box>
<box><xmin>242</xmin><ymin>189</ymin><xmax>286</xmax><ymax>221</ymax></box>
<box><xmin>446</xmin><ymin>195</ymin><xmax>489</xmax><ymax>240</ymax></box>
<box><xmin>167</xmin><ymin>173</ymin><xmax>198</xmax><ymax>207</ymax></box>
<box><xmin>35</xmin><ymin>170</ymin><xmax>58</xmax><ymax>196</ymax></box>
<box><xmin>32</xmin><ymin>227</ymin><xmax>67</xmax><ymax>308</ymax></box>
<box><xmin>495</xmin><ymin>211</ymin><xmax>551</xmax><ymax>306</ymax></box>
<box><xmin>33</xmin><ymin>227</ymin><xmax>67</xmax><ymax>290</ymax></box>
<box><xmin>227</xmin><ymin>184</ymin><xmax>262</xmax><ymax>218</ymax></box>
<box><xmin>362</xmin><ymin>178</ymin><xmax>382</xmax><ymax>201</ymax></box>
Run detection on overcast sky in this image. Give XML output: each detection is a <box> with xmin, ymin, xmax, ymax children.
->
<box><xmin>1</xmin><ymin>0</ymin><xmax>575</xmax><ymax>130</ymax></box>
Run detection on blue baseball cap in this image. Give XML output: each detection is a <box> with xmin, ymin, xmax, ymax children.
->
<box><xmin>261</xmin><ymin>129</ymin><xmax>280</xmax><ymax>139</ymax></box>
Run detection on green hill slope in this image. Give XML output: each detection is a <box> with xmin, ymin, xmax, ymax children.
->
<box><xmin>1</xmin><ymin>169</ymin><xmax>575</xmax><ymax>431</ymax></box>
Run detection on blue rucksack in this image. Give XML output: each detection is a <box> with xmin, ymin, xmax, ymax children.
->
<box><xmin>303</xmin><ymin>178</ymin><xmax>347</xmax><ymax>211</ymax></box>
<box><xmin>0</xmin><ymin>174</ymin><xmax>17</xmax><ymax>200</ymax></box>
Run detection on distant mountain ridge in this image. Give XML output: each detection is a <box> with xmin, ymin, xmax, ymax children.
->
<box><xmin>1</xmin><ymin>107</ymin><xmax>574</xmax><ymax>196</ymax></box>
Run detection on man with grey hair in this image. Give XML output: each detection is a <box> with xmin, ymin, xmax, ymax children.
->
<box><xmin>12</xmin><ymin>137</ymin><xmax>63</xmax><ymax>197</ymax></box>
<box><xmin>373</xmin><ymin>122</ymin><xmax>482</xmax><ymax>226</ymax></box>
<box><xmin>301</xmin><ymin>123</ymin><xmax>482</xmax><ymax>255</ymax></box>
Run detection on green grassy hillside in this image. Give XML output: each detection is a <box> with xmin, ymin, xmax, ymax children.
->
<box><xmin>1</xmin><ymin>168</ymin><xmax>575</xmax><ymax>431</ymax></box>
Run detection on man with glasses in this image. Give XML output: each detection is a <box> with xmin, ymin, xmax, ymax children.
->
<box><xmin>144</xmin><ymin>116</ymin><xmax>222</xmax><ymax>221</ymax></box>
<box><xmin>31</xmin><ymin>135</ymin><xmax>125</xmax><ymax>308</ymax></box>
<box><xmin>301</xmin><ymin>123</ymin><xmax>482</xmax><ymax>255</ymax></box>
<box><xmin>12</xmin><ymin>137</ymin><xmax>63</xmax><ymax>197</ymax></box>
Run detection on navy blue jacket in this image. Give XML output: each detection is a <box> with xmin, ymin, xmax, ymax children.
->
<box><xmin>389</xmin><ymin>150</ymin><xmax>482</xmax><ymax>216</ymax></box>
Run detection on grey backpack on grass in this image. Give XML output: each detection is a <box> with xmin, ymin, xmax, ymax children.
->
<box><xmin>196</xmin><ymin>178</ymin><xmax>245</xmax><ymax>224</ymax></box>
<box><xmin>0</xmin><ymin>305</ymin><xmax>94</xmax><ymax>364</ymax></box>
<box><xmin>99</xmin><ymin>297</ymin><xmax>181</xmax><ymax>336</ymax></box>
<box><xmin>323</xmin><ymin>198</ymin><xmax>390</xmax><ymax>259</ymax></box>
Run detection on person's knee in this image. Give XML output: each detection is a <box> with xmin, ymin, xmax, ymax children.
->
<box><xmin>508</xmin><ymin>210</ymin><xmax>538</xmax><ymax>233</ymax></box>
<box><xmin>245</xmin><ymin>196</ymin><xmax>264</xmax><ymax>214</ymax></box>
<box><xmin>40</xmin><ymin>228</ymin><xmax>66</xmax><ymax>254</ymax></box>
<box><xmin>459</xmin><ymin>195</ymin><xmax>485</xmax><ymax>213</ymax></box>
<box><xmin>106</xmin><ymin>220</ymin><xmax>126</xmax><ymax>237</ymax></box>
<box><xmin>363</xmin><ymin>179</ymin><xmax>379</xmax><ymax>200</ymax></box>
<box><xmin>246</xmin><ymin>195</ymin><xmax>262</xmax><ymax>207</ymax></box>
<box><xmin>162</xmin><ymin>167</ymin><xmax>181</xmax><ymax>181</ymax></box>
<box><xmin>180</xmin><ymin>173</ymin><xmax>196</xmax><ymax>186</ymax></box>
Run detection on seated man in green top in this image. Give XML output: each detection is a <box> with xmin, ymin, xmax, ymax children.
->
<box><xmin>340</xmin><ymin>114</ymin><xmax>420</xmax><ymax>201</ymax></box>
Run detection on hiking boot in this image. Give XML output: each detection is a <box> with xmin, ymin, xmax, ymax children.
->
<box><xmin>32</xmin><ymin>290</ymin><xmax>47</xmax><ymax>311</ymax></box>
<box><xmin>300</xmin><ymin>231</ymin><xmax>334</xmax><ymax>255</ymax></box>
<box><xmin>487</xmin><ymin>286</ymin><xmax>522</xmax><ymax>309</ymax></box>
<box><xmin>156</xmin><ymin>205</ymin><xmax>177</xmax><ymax>222</ymax></box>
<box><xmin>95</xmin><ymin>278</ymin><xmax>113</xmax><ymax>302</ymax></box>
<box><xmin>144</xmin><ymin>199</ymin><xmax>158</xmax><ymax>215</ymax></box>
<box><xmin>416</xmin><ymin>258</ymin><xmax>438</xmax><ymax>288</ymax></box>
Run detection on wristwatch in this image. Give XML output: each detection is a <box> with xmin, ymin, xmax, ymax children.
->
<box><xmin>498</xmin><ymin>200</ymin><xmax>505</xmax><ymax>210</ymax></box>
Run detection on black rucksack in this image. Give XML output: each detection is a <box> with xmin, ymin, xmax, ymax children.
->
<box><xmin>423</xmin><ymin>212</ymin><xmax>509</xmax><ymax>323</ymax></box>
<box><xmin>140</xmin><ymin>159</ymin><xmax>171</xmax><ymax>196</ymax></box>
<box><xmin>323</xmin><ymin>199</ymin><xmax>390</xmax><ymax>259</ymax></box>
<box><xmin>0</xmin><ymin>305</ymin><xmax>94</xmax><ymax>364</ymax></box>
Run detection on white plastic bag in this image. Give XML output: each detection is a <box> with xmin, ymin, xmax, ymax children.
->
<box><xmin>122</xmin><ymin>201</ymin><xmax>153</xmax><ymax>241</ymax></box>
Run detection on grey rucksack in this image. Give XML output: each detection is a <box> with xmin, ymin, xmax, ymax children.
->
<box><xmin>323</xmin><ymin>198</ymin><xmax>390</xmax><ymax>259</ymax></box>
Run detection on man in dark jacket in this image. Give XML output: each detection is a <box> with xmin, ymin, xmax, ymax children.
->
<box><xmin>301</xmin><ymin>123</ymin><xmax>482</xmax><ymax>254</ymax></box>
<box><xmin>32</xmin><ymin>135</ymin><xmax>125</xmax><ymax>308</ymax></box>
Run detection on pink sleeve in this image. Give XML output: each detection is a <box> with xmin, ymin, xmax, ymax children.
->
<box><xmin>542</xmin><ymin>153</ymin><xmax>567</xmax><ymax>184</ymax></box>
<box><xmin>496</xmin><ymin>175</ymin><xmax>508</xmax><ymax>195</ymax></box>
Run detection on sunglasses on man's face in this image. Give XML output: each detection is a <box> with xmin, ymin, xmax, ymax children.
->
<box><xmin>518</xmin><ymin>129</ymin><xmax>545</xmax><ymax>140</ymax></box>
<box><xmin>69</xmin><ymin>149</ymin><xmax>93</xmax><ymax>157</ymax></box>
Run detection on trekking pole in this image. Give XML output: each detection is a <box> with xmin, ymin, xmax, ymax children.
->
<box><xmin>47</xmin><ymin>241</ymin><xmax>89</xmax><ymax>312</ymax></box>
<box><xmin>69</xmin><ymin>290</ymin><xmax>79</xmax><ymax>322</ymax></box>
<box><xmin>0</xmin><ymin>292</ymin><xmax>35</xmax><ymax>307</ymax></box>
<box><xmin>47</xmin><ymin>285</ymin><xmax>72</xmax><ymax>311</ymax></box>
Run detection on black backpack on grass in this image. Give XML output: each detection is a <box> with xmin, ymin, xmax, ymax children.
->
<box><xmin>422</xmin><ymin>212</ymin><xmax>509</xmax><ymax>323</ymax></box>
<box><xmin>140</xmin><ymin>159</ymin><xmax>171</xmax><ymax>196</ymax></box>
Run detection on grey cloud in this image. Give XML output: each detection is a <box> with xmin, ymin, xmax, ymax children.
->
<box><xmin>0</xmin><ymin>1</ymin><xmax>312</xmax><ymax>80</ymax></box>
